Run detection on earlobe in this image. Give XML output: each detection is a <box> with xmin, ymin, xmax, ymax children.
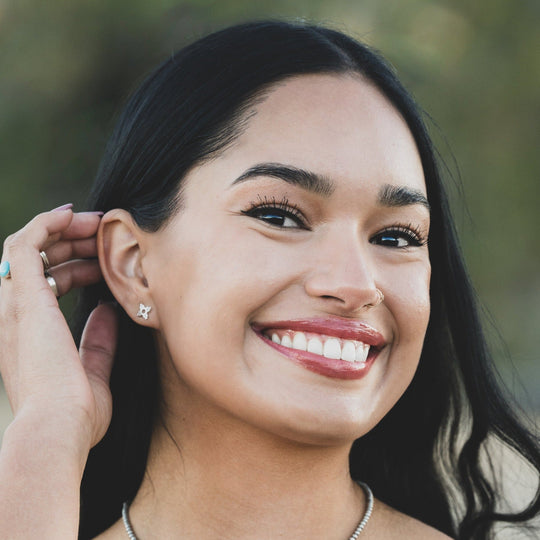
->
<box><xmin>98</xmin><ymin>209</ymin><xmax>158</xmax><ymax>328</ymax></box>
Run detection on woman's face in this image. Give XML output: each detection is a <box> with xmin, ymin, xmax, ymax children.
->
<box><xmin>143</xmin><ymin>74</ymin><xmax>431</xmax><ymax>445</ymax></box>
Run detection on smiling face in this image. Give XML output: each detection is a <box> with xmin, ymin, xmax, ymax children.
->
<box><xmin>142</xmin><ymin>74</ymin><xmax>431</xmax><ymax>445</ymax></box>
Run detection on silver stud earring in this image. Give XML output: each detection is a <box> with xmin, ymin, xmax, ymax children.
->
<box><xmin>137</xmin><ymin>303</ymin><xmax>152</xmax><ymax>320</ymax></box>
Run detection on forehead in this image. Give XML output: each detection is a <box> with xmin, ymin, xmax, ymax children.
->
<box><xmin>227</xmin><ymin>73</ymin><xmax>426</xmax><ymax>195</ymax></box>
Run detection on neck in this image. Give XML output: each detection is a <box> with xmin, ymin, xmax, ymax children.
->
<box><xmin>129</xmin><ymin>400</ymin><xmax>367</xmax><ymax>540</ymax></box>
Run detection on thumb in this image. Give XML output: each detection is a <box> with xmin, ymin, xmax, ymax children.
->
<box><xmin>79</xmin><ymin>302</ymin><xmax>118</xmax><ymax>388</ymax></box>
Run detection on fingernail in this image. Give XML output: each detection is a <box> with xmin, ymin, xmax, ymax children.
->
<box><xmin>80</xmin><ymin>211</ymin><xmax>104</xmax><ymax>216</ymax></box>
<box><xmin>52</xmin><ymin>203</ymin><xmax>74</xmax><ymax>212</ymax></box>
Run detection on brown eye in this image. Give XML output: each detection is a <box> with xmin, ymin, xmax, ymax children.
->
<box><xmin>247</xmin><ymin>207</ymin><xmax>302</xmax><ymax>228</ymax></box>
<box><xmin>241</xmin><ymin>197</ymin><xmax>309</xmax><ymax>230</ymax></box>
<box><xmin>371</xmin><ymin>227</ymin><xmax>425</xmax><ymax>248</ymax></box>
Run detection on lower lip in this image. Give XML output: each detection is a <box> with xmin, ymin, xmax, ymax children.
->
<box><xmin>255</xmin><ymin>331</ymin><xmax>377</xmax><ymax>380</ymax></box>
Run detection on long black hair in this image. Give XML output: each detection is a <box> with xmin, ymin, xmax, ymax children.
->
<box><xmin>74</xmin><ymin>21</ymin><xmax>540</xmax><ymax>539</ymax></box>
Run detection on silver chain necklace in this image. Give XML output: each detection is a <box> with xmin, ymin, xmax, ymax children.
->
<box><xmin>122</xmin><ymin>481</ymin><xmax>374</xmax><ymax>539</ymax></box>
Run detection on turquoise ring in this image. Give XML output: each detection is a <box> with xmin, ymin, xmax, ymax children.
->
<box><xmin>0</xmin><ymin>260</ymin><xmax>11</xmax><ymax>279</ymax></box>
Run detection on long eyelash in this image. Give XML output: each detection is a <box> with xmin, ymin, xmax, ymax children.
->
<box><xmin>241</xmin><ymin>195</ymin><xmax>306</xmax><ymax>224</ymax></box>
<box><xmin>380</xmin><ymin>222</ymin><xmax>428</xmax><ymax>246</ymax></box>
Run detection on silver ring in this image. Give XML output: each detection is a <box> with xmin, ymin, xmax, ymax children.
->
<box><xmin>40</xmin><ymin>251</ymin><xmax>51</xmax><ymax>271</ymax></box>
<box><xmin>45</xmin><ymin>273</ymin><xmax>59</xmax><ymax>297</ymax></box>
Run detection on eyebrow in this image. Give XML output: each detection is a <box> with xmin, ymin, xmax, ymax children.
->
<box><xmin>231</xmin><ymin>163</ymin><xmax>335</xmax><ymax>196</ymax></box>
<box><xmin>231</xmin><ymin>162</ymin><xmax>430</xmax><ymax>212</ymax></box>
<box><xmin>378</xmin><ymin>184</ymin><xmax>430</xmax><ymax>212</ymax></box>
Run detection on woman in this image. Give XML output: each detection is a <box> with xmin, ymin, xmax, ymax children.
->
<box><xmin>0</xmin><ymin>21</ymin><xmax>538</xmax><ymax>539</ymax></box>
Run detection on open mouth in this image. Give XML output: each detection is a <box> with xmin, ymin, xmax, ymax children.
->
<box><xmin>252</xmin><ymin>319</ymin><xmax>385</xmax><ymax>380</ymax></box>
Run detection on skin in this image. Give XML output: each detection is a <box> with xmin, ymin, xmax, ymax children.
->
<box><xmin>0</xmin><ymin>209</ymin><xmax>116</xmax><ymax>538</ymax></box>
<box><xmin>98</xmin><ymin>74</ymin><xmax>444</xmax><ymax>538</ymax></box>
<box><xmin>0</xmin><ymin>74</ymin><xmax>451</xmax><ymax>538</ymax></box>
<box><xmin>135</xmin><ymin>74</ymin><xmax>431</xmax><ymax>445</ymax></box>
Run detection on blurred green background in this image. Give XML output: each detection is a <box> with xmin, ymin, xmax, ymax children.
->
<box><xmin>1</xmin><ymin>0</ymin><xmax>539</xmax><ymax>432</ymax></box>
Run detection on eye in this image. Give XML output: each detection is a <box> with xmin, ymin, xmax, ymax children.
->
<box><xmin>241</xmin><ymin>196</ymin><xmax>308</xmax><ymax>230</ymax></box>
<box><xmin>370</xmin><ymin>225</ymin><xmax>426</xmax><ymax>249</ymax></box>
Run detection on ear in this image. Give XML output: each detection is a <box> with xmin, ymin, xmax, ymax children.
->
<box><xmin>97</xmin><ymin>209</ymin><xmax>160</xmax><ymax>329</ymax></box>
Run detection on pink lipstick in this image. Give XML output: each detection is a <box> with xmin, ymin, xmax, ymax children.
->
<box><xmin>252</xmin><ymin>318</ymin><xmax>386</xmax><ymax>380</ymax></box>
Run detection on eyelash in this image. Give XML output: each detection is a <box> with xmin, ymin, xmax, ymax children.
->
<box><xmin>241</xmin><ymin>196</ymin><xmax>309</xmax><ymax>230</ymax></box>
<box><xmin>370</xmin><ymin>224</ymin><xmax>427</xmax><ymax>249</ymax></box>
<box><xmin>241</xmin><ymin>196</ymin><xmax>427</xmax><ymax>248</ymax></box>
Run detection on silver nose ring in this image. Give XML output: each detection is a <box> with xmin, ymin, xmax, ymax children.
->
<box><xmin>367</xmin><ymin>288</ymin><xmax>384</xmax><ymax>308</ymax></box>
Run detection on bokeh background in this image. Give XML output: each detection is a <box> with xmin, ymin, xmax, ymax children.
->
<box><xmin>0</xmin><ymin>0</ymin><xmax>539</xmax><ymax>530</ymax></box>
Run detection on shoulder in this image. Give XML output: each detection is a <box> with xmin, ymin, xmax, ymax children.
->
<box><xmin>367</xmin><ymin>498</ymin><xmax>454</xmax><ymax>539</ymax></box>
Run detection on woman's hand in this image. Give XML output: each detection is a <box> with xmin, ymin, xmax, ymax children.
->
<box><xmin>0</xmin><ymin>205</ymin><xmax>118</xmax><ymax>537</ymax></box>
<box><xmin>0</xmin><ymin>204</ymin><xmax>118</xmax><ymax>451</ymax></box>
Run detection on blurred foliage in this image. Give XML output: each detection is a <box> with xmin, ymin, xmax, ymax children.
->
<box><xmin>0</xmin><ymin>0</ymin><xmax>539</xmax><ymax>409</ymax></box>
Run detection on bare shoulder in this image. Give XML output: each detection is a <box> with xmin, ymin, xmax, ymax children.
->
<box><xmin>367</xmin><ymin>498</ymin><xmax>454</xmax><ymax>539</ymax></box>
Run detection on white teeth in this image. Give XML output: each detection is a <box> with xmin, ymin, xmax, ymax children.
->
<box><xmin>281</xmin><ymin>334</ymin><xmax>292</xmax><ymax>348</ymax></box>
<box><xmin>341</xmin><ymin>341</ymin><xmax>356</xmax><ymax>362</ymax></box>
<box><xmin>356</xmin><ymin>343</ymin><xmax>369</xmax><ymax>363</ymax></box>
<box><xmin>267</xmin><ymin>330</ymin><xmax>371</xmax><ymax>363</ymax></box>
<box><xmin>307</xmin><ymin>337</ymin><xmax>323</xmax><ymax>355</ymax></box>
<box><xmin>323</xmin><ymin>338</ymin><xmax>341</xmax><ymax>360</ymax></box>
<box><xmin>292</xmin><ymin>332</ymin><xmax>307</xmax><ymax>351</ymax></box>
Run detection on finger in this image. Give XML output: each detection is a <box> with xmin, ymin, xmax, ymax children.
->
<box><xmin>43</xmin><ymin>211</ymin><xmax>104</xmax><ymax>244</ymax></box>
<box><xmin>1</xmin><ymin>210</ymin><xmax>102</xmax><ymax>300</ymax></box>
<box><xmin>46</xmin><ymin>259</ymin><xmax>102</xmax><ymax>297</ymax></box>
<box><xmin>80</xmin><ymin>302</ymin><xmax>118</xmax><ymax>445</ymax></box>
<box><xmin>1</xmin><ymin>209</ymin><xmax>75</xmax><ymax>285</ymax></box>
<box><xmin>39</xmin><ymin>237</ymin><xmax>98</xmax><ymax>269</ymax></box>
<box><xmin>79</xmin><ymin>303</ymin><xmax>118</xmax><ymax>386</ymax></box>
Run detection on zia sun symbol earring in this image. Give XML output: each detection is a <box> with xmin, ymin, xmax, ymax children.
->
<box><xmin>137</xmin><ymin>303</ymin><xmax>152</xmax><ymax>320</ymax></box>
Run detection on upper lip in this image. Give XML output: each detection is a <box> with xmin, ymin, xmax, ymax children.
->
<box><xmin>251</xmin><ymin>317</ymin><xmax>386</xmax><ymax>348</ymax></box>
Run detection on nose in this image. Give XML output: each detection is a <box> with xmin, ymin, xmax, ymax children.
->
<box><xmin>303</xmin><ymin>230</ymin><xmax>382</xmax><ymax>314</ymax></box>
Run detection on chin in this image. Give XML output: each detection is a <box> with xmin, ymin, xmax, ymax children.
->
<box><xmin>252</xmin><ymin>404</ymin><xmax>385</xmax><ymax>448</ymax></box>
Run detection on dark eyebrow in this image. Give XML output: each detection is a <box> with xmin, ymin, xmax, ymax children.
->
<box><xmin>378</xmin><ymin>184</ymin><xmax>430</xmax><ymax>212</ymax></box>
<box><xmin>232</xmin><ymin>166</ymin><xmax>429</xmax><ymax>211</ymax></box>
<box><xmin>231</xmin><ymin>163</ymin><xmax>335</xmax><ymax>196</ymax></box>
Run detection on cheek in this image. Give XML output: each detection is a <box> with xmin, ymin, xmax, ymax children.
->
<box><xmin>179</xmin><ymin>225</ymin><xmax>304</xmax><ymax>308</ymax></box>
<box><xmin>149</xmin><ymin>227</ymin><xmax>297</xmax><ymax>364</ymax></box>
<box><xmin>385</xmin><ymin>261</ymin><xmax>431</xmax><ymax>347</ymax></box>
<box><xmin>149</xmin><ymin>232</ymin><xmax>309</xmax><ymax>418</ymax></box>
<box><xmin>372</xmin><ymin>263</ymin><xmax>430</xmax><ymax>415</ymax></box>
